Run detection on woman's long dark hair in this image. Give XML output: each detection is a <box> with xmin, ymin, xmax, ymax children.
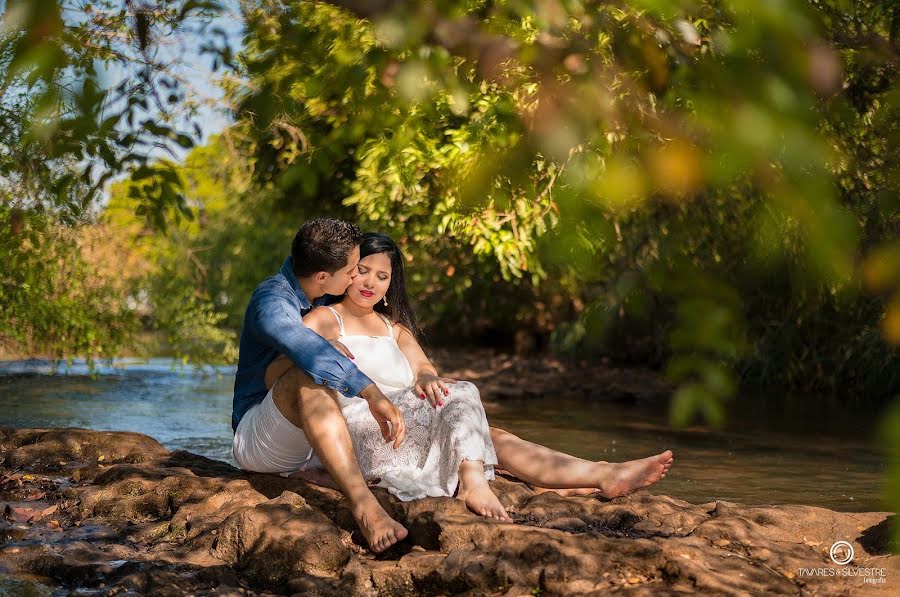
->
<box><xmin>360</xmin><ymin>232</ymin><xmax>423</xmax><ymax>341</ymax></box>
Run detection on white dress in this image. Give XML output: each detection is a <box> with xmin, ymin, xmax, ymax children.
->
<box><xmin>327</xmin><ymin>307</ymin><xmax>497</xmax><ymax>501</ymax></box>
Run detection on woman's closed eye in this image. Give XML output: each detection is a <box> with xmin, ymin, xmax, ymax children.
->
<box><xmin>359</xmin><ymin>266</ymin><xmax>388</xmax><ymax>281</ymax></box>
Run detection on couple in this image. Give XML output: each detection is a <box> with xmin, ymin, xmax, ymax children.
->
<box><xmin>231</xmin><ymin>218</ymin><xmax>674</xmax><ymax>553</ymax></box>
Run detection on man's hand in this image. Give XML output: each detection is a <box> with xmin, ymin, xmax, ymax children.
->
<box><xmin>360</xmin><ymin>384</ymin><xmax>406</xmax><ymax>448</ymax></box>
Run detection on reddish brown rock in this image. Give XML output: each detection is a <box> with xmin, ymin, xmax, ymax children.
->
<box><xmin>0</xmin><ymin>427</ymin><xmax>896</xmax><ymax>596</ymax></box>
<box><xmin>0</xmin><ymin>427</ymin><xmax>167</xmax><ymax>472</ymax></box>
<box><xmin>211</xmin><ymin>490</ymin><xmax>351</xmax><ymax>584</ymax></box>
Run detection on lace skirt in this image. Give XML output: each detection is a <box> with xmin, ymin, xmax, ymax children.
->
<box><xmin>340</xmin><ymin>381</ymin><xmax>497</xmax><ymax>501</ymax></box>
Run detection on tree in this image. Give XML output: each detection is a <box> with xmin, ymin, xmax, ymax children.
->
<box><xmin>0</xmin><ymin>0</ymin><xmax>232</xmax><ymax>361</ymax></box>
<box><xmin>231</xmin><ymin>0</ymin><xmax>897</xmax><ymax>412</ymax></box>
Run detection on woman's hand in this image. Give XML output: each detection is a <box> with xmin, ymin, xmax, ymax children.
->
<box><xmin>415</xmin><ymin>372</ymin><xmax>457</xmax><ymax>408</ymax></box>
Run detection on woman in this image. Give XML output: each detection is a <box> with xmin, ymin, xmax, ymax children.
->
<box><xmin>267</xmin><ymin>233</ymin><xmax>673</xmax><ymax>521</ymax></box>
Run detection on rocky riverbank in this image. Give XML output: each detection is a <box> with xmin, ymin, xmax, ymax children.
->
<box><xmin>0</xmin><ymin>427</ymin><xmax>896</xmax><ymax>595</ymax></box>
<box><xmin>428</xmin><ymin>349</ymin><xmax>671</xmax><ymax>405</ymax></box>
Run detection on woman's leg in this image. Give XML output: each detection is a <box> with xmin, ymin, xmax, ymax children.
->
<box><xmin>490</xmin><ymin>427</ymin><xmax>673</xmax><ymax>498</ymax></box>
<box><xmin>456</xmin><ymin>459</ymin><xmax>512</xmax><ymax>521</ymax></box>
<box><xmin>437</xmin><ymin>382</ymin><xmax>511</xmax><ymax>521</ymax></box>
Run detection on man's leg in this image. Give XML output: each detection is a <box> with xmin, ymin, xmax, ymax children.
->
<box><xmin>271</xmin><ymin>367</ymin><xmax>407</xmax><ymax>552</ymax></box>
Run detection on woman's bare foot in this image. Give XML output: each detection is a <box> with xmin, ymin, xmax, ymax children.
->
<box><xmin>351</xmin><ymin>495</ymin><xmax>408</xmax><ymax>553</ymax></box>
<box><xmin>457</xmin><ymin>484</ymin><xmax>513</xmax><ymax>521</ymax></box>
<box><xmin>457</xmin><ymin>460</ymin><xmax>512</xmax><ymax>522</ymax></box>
<box><xmin>600</xmin><ymin>450</ymin><xmax>674</xmax><ymax>498</ymax></box>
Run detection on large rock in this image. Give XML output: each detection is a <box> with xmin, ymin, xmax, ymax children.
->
<box><xmin>0</xmin><ymin>427</ymin><xmax>167</xmax><ymax>472</ymax></box>
<box><xmin>211</xmin><ymin>490</ymin><xmax>352</xmax><ymax>584</ymax></box>
<box><xmin>0</xmin><ymin>427</ymin><xmax>896</xmax><ymax>595</ymax></box>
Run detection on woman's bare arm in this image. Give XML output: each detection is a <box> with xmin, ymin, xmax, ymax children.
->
<box><xmin>395</xmin><ymin>324</ymin><xmax>455</xmax><ymax>406</ymax></box>
<box><xmin>394</xmin><ymin>324</ymin><xmax>434</xmax><ymax>376</ymax></box>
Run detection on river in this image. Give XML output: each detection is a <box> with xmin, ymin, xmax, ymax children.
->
<box><xmin>0</xmin><ymin>358</ymin><xmax>888</xmax><ymax>512</ymax></box>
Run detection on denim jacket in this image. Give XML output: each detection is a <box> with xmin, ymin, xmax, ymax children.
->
<box><xmin>231</xmin><ymin>257</ymin><xmax>372</xmax><ymax>431</ymax></box>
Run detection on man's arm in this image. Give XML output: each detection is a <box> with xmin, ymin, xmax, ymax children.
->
<box><xmin>264</xmin><ymin>307</ymin><xmax>353</xmax><ymax>388</ymax></box>
<box><xmin>253</xmin><ymin>293</ymin><xmax>407</xmax><ymax>447</ymax></box>
<box><xmin>251</xmin><ymin>291</ymin><xmax>372</xmax><ymax>397</ymax></box>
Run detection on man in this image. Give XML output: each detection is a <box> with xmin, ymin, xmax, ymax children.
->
<box><xmin>232</xmin><ymin>217</ymin><xmax>408</xmax><ymax>553</ymax></box>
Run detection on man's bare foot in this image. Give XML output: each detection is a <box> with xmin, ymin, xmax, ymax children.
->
<box><xmin>351</xmin><ymin>495</ymin><xmax>408</xmax><ymax>553</ymax></box>
<box><xmin>286</xmin><ymin>468</ymin><xmax>341</xmax><ymax>490</ymax></box>
<box><xmin>457</xmin><ymin>484</ymin><xmax>512</xmax><ymax>521</ymax></box>
<box><xmin>600</xmin><ymin>450</ymin><xmax>674</xmax><ymax>498</ymax></box>
<box><xmin>288</xmin><ymin>468</ymin><xmax>379</xmax><ymax>489</ymax></box>
<box><xmin>532</xmin><ymin>486</ymin><xmax>599</xmax><ymax>497</ymax></box>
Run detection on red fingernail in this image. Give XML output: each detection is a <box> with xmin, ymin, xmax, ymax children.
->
<box><xmin>420</xmin><ymin>393</ymin><xmax>426</xmax><ymax>398</ymax></box>
<box><xmin>444</xmin><ymin>389</ymin><xmax>449</xmax><ymax>396</ymax></box>
<box><xmin>438</xmin><ymin>401</ymin><xmax>444</xmax><ymax>407</ymax></box>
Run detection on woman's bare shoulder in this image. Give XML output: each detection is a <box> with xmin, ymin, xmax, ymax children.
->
<box><xmin>303</xmin><ymin>306</ymin><xmax>340</xmax><ymax>338</ymax></box>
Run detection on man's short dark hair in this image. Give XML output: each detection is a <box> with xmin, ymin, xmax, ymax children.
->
<box><xmin>291</xmin><ymin>218</ymin><xmax>363</xmax><ymax>277</ymax></box>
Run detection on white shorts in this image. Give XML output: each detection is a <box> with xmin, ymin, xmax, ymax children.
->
<box><xmin>232</xmin><ymin>387</ymin><xmax>322</xmax><ymax>476</ymax></box>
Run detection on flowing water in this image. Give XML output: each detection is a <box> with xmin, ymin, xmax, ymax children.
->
<box><xmin>0</xmin><ymin>358</ymin><xmax>889</xmax><ymax>512</ymax></box>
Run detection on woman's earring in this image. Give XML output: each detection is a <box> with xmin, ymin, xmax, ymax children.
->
<box><xmin>383</xmin><ymin>295</ymin><xmax>388</xmax><ymax>307</ymax></box>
